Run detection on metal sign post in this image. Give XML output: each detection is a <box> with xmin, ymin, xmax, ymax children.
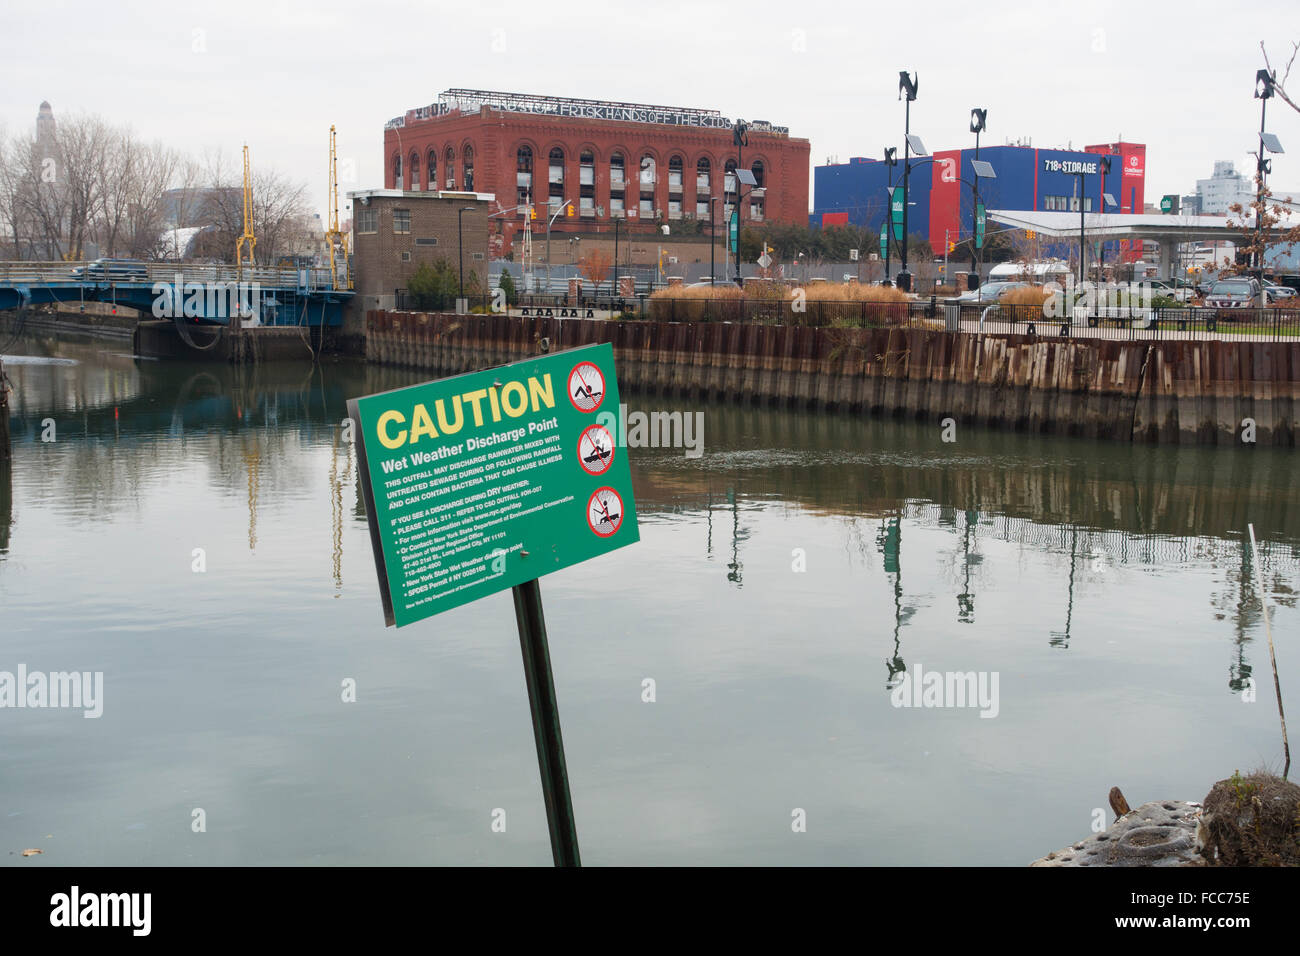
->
<box><xmin>512</xmin><ymin>577</ymin><xmax>580</xmax><ymax>865</ymax></box>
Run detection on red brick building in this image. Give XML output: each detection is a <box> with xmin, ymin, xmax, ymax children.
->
<box><xmin>382</xmin><ymin>89</ymin><xmax>810</xmax><ymax>259</ymax></box>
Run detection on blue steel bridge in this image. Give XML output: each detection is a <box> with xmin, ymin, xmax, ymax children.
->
<box><xmin>0</xmin><ymin>261</ymin><xmax>352</xmax><ymax>327</ymax></box>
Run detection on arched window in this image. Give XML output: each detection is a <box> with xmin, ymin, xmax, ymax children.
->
<box><xmin>445</xmin><ymin>146</ymin><xmax>455</xmax><ymax>189</ymax></box>
<box><xmin>579</xmin><ymin>150</ymin><xmax>595</xmax><ymax>217</ymax></box>
<box><xmin>724</xmin><ymin>159</ymin><xmax>737</xmax><ymax>196</ymax></box>
<box><xmin>409</xmin><ymin>152</ymin><xmax>420</xmax><ymax>191</ymax></box>
<box><xmin>609</xmin><ymin>153</ymin><xmax>625</xmax><ymax>218</ymax></box>
<box><xmin>638</xmin><ymin>154</ymin><xmax>657</xmax><ymax>220</ymax></box>
<box><xmin>695</xmin><ymin>158</ymin><xmax>712</xmax><ymax>218</ymax></box>
<box><xmin>668</xmin><ymin>155</ymin><xmax>684</xmax><ymax>192</ymax></box>
<box><xmin>427</xmin><ymin>149</ymin><xmax>437</xmax><ymax>190</ymax></box>
<box><xmin>516</xmin><ymin>146</ymin><xmax>533</xmax><ymax>208</ymax></box>
<box><xmin>749</xmin><ymin>160</ymin><xmax>765</xmax><ymax>221</ymax></box>
<box><xmin>463</xmin><ymin>144</ymin><xmax>475</xmax><ymax>192</ymax></box>
<box><xmin>393</xmin><ymin>153</ymin><xmax>403</xmax><ymax>190</ymax></box>
<box><xmin>548</xmin><ymin>147</ymin><xmax>565</xmax><ymax>214</ymax></box>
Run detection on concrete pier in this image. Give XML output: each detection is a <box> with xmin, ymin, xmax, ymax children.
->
<box><xmin>134</xmin><ymin>320</ymin><xmax>327</xmax><ymax>363</ymax></box>
<box><xmin>364</xmin><ymin>311</ymin><xmax>1300</xmax><ymax>447</ymax></box>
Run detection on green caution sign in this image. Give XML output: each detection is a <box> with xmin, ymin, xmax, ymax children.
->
<box><xmin>975</xmin><ymin>202</ymin><xmax>986</xmax><ymax>249</ymax></box>
<box><xmin>349</xmin><ymin>343</ymin><xmax>640</xmax><ymax>627</ymax></box>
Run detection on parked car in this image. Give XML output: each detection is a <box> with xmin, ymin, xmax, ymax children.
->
<box><xmin>1146</xmin><ymin>277</ymin><xmax>1196</xmax><ymax>302</ymax></box>
<box><xmin>1204</xmin><ymin>277</ymin><xmax>1263</xmax><ymax>309</ymax></box>
<box><xmin>1264</xmin><ymin>284</ymin><xmax>1297</xmax><ymax>303</ymax></box>
<box><xmin>71</xmin><ymin>258</ymin><xmax>149</xmax><ymax>281</ymax></box>
<box><xmin>954</xmin><ymin>280</ymin><xmax>1029</xmax><ymax>304</ymax></box>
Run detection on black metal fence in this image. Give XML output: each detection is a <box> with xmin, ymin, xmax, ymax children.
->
<box><xmin>395</xmin><ymin>292</ymin><xmax>1300</xmax><ymax>342</ymax></box>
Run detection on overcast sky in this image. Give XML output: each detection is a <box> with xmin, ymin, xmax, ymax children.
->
<box><xmin>4</xmin><ymin>0</ymin><xmax>1298</xmax><ymax>220</ymax></box>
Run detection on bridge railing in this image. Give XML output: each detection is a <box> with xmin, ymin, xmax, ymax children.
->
<box><xmin>0</xmin><ymin>261</ymin><xmax>350</xmax><ymax>292</ymax></box>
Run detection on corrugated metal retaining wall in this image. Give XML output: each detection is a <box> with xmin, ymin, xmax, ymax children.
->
<box><xmin>365</xmin><ymin>311</ymin><xmax>1300</xmax><ymax>446</ymax></box>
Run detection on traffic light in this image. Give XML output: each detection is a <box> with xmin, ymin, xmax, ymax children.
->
<box><xmin>947</xmin><ymin>240</ymin><xmax>956</xmax><ymax>253</ymax></box>
<box><xmin>1026</xmin><ymin>230</ymin><xmax>1036</xmax><ymax>239</ymax></box>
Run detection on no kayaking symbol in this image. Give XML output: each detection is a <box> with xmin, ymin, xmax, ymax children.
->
<box><xmin>587</xmin><ymin>487</ymin><xmax>624</xmax><ymax>537</ymax></box>
<box><xmin>577</xmin><ymin>424</ymin><xmax>615</xmax><ymax>476</ymax></box>
<box><xmin>568</xmin><ymin>361</ymin><xmax>605</xmax><ymax>412</ymax></box>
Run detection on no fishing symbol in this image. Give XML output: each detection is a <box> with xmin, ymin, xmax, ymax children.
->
<box><xmin>587</xmin><ymin>487</ymin><xmax>624</xmax><ymax>537</ymax></box>
<box><xmin>578</xmin><ymin>424</ymin><xmax>615</xmax><ymax>476</ymax></box>
<box><xmin>568</xmin><ymin>361</ymin><xmax>605</xmax><ymax>412</ymax></box>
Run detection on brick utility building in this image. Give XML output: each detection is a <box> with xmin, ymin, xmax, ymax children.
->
<box><xmin>347</xmin><ymin>189</ymin><xmax>492</xmax><ymax>314</ymax></box>
<box><xmin>382</xmin><ymin>89</ymin><xmax>811</xmax><ymax>260</ymax></box>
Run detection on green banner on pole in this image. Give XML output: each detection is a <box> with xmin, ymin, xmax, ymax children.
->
<box><xmin>890</xmin><ymin>188</ymin><xmax>904</xmax><ymax>242</ymax></box>
<box><xmin>975</xmin><ymin>202</ymin><xmax>986</xmax><ymax>249</ymax></box>
<box><xmin>348</xmin><ymin>343</ymin><xmax>640</xmax><ymax>627</ymax></box>
<box><xmin>728</xmin><ymin>210</ymin><xmax>738</xmax><ymax>254</ymax></box>
<box><xmin>879</xmin><ymin>221</ymin><xmax>888</xmax><ymax>259</ymax></box>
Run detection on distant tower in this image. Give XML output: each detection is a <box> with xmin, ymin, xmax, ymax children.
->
<box><xmin>36</xmin><ymin>101</ymin><xmax>56</xmax><ymax>158</ymax></box>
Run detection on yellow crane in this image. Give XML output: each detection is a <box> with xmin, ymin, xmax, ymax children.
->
<box><xmin>235</xmin><ymin>144</ymin><xmax>256</xmax><ymax>271</ymax></box>
<box><xmin>326</xmin><ymin>126</ymin><xmax>351</xmax><ymax>290</ymax></box>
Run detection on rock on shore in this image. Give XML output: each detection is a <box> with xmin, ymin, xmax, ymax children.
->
<box><xmin>1031</xmin><ymin>800</ymin><xmax>1205</xmax><ymax>867</ymax></box>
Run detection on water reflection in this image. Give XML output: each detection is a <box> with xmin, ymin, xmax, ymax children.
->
<box><xmin>2</xmin><ymin>335</ymin><xmax>1297</xmax><ymax>865</ymax></box>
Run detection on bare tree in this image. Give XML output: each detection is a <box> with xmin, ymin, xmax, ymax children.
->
<box><xmin>1261</xmin><ymin>41</ymin><xmax>1300</xmax><ymax>116</ymax></box>
<box><xmin>0</xmin><ymin>131</ymin><xmax>30</xmax><ymax>258</ymax></box>
<box><xmin>54</xmin><ymin>114</ymin><xmax>113</xmax><ymax>259</ymax></box>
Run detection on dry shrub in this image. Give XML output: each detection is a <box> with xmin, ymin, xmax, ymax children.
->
<box><xmin>999</xmin><ymin>285</ymin><xmax>1054</xmax><ymax>307</ymax></box>
<box><xmin>1199</xmin><ymin>771</ymin><xmax>1300</xmax><ymax>866</ymax></box>
<box><xmin>649</xmin><ymin>281</ymin><xmax>912</xmax><ymax>325</ymax></box>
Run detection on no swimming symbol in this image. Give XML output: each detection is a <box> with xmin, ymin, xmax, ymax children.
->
<box><xmin>568</xmin><ymin>361</ymin><xmax>605</xmax><ymax>413</ymax></box>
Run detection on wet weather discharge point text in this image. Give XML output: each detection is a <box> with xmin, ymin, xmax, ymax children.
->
<box><xmin>348</xmin><ymin>343</ymin><xmax>640</xmax><ymax>866</ymax></box>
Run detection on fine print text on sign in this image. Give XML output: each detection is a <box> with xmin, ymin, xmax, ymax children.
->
<box><xmin>348</xmin><ymin>343</ymin><xmax>640</xmax><ymax>627</ymax></box>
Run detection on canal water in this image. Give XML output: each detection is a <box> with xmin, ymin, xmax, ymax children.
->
<box><xmin>2</xmin><ymin>335</ymin><xmax>1297</xmax><ymax>866</ymax></box>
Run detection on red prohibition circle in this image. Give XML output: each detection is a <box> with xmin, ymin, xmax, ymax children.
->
<box><xmin>586</xmin><ymin>487</ymin><xmax>623</xmax><ymax>537</ymax></box>
<box><xmin>577</xmin><ymin>424</ymin><xmax>615</xmax><ymax>476</ymax></box>
<box><xmin>568</xmin><ymin>361</ymin><xmax>606</xmax><ymax>413</ymax></box>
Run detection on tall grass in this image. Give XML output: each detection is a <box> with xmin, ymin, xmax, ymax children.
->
<box><xmin>648</xmin><ymin>282</ymin><xmax>913</xmax><ymax>325</ymax></box>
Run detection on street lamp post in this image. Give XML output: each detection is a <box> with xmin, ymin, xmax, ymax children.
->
<box><xmin>1255</xmin><ymin>68</ymin><xmax>1276</xmax><ymax>284</ymax></box>
<box><xmin>732</xmin><ymin>118</ymin><xmax>749</xmax><ymax>286</ymax></box>
<box><xmin>898</xmin><ymin>71</ymin><xmax>918</xmax><ymax>291</ymax></box>
<box><xmin>884</xmin><ymin>146</ymin><xmax>897</xmax><ymax>283</ymax></box>
<box><xmin>546</xmin><ymin>200</ymin><xmax>573</xmax><ymax>294</ymax></box>
<box><xmin>457</xmin><ymin>205</ymin><xmax>477</xmax><ymax>309</ymax></box>
<box><xmin>1075</xmin><ymin>158</ymin><xmax>1113</xmax><ymax>287</ymax></box>
<box><xmin>613</xmin><ymin>215</ymin><xmax>622</xmax><ymax>301</ymax></box>
<box><xmin>709</xmin><ymin>196</ymin><xmax>717</xmax><ymax>284</ymax></box>
<box><xmin>969</xmin><ymin>108</ymin><xmax>987</xmax><ymax>289</ymax></box>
